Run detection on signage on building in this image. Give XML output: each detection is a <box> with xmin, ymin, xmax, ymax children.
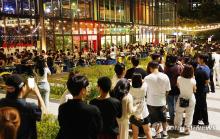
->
<box><xmin>166</xmin><ymin>35</ymin><xmax>176</xmax><ymax>39</ymax></box>
<box><xmin>182</xmin><ymin>35</ymin><xmax>192</xmax><ymax>39</ymax></box>
<box><xmin>0</xmin><ymin>19</ymin><xmax>35</xmax><ymax>27</ymax></box>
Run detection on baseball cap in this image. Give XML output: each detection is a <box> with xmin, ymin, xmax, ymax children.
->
<box><xmin>5</xmin><ymin>74</ymin><xmax>25</xmax><ymax>89</ymax></box>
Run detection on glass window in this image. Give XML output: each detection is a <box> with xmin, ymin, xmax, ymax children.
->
<box><xmin>78</xmin><ymin>0</ymin><xmax>85</xmax><ymax>19</ymax></box>
<box><xmin>0</xmin><ymin>1</ymin><xmax>3</xmax><ymax>12</ymax></box>
<box><xmin>3</xmin><ymin>0</ymin><xmax>16</xmax><ymax>14</ymax></box>
<box><xmin>53</xmin><ymin>0</ymin><xmax>61</xmax><ymax>17</ymax></box>
<box><xmin>62</xmin><ymin>0</ymin><xmax>71</xmax><ymax>18</ymax></box>
<box><xmin>72</xmin><ymin>22</ymin><xmax>79</xmax><ymax>34</ymax></box>
<box><xmin>85</xmin><ymin>0</ymin><xmax>93</xmax><ymax>19</ymax></box>
<box><xmin>55</xmin><ymin>20</ymin><xmax>62</xmax><ymax>34</ymax></box>
<box><xmin>64</xmin><ymin>36</ymin><xmax>72</xmax><ymax>51</ymax></box>
<box><xmin>99</xmin><ymin>0</ymin><xmax>105</xmax><ymax>20</ymax></box>
<box><xmin>44</xmin><ymin>0</ymin><xmax>53</xmax><ymax>17</ymax></box>
<box><xmin>63</xmin><ymin>20</ymin><xmax>71</xmax><ymax>34</ymax></box>
<box><xmin>79</xmin><ymin>22</ymin><xmax>86</xmax><ymax>34</ymax></box>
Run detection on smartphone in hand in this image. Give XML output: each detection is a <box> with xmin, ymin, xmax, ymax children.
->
<box><xmin>28</xmin><ymin>77</ymin><xmax>35</xmax><ymax>89</ymax></box>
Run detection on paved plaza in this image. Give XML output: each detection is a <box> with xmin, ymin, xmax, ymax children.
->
<box><xmin>1</xmin><ymin>86</ymin><xmax>220</xmax><ymax>139</ymax></box>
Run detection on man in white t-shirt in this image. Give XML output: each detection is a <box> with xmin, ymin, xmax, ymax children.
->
<box><xmin>144</xmin><ymin>62</ymin><xmax>171</xmax><ymax>138</ymax></box>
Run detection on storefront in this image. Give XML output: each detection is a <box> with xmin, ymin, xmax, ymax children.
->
<box><xmin>0</xmin><ymin>0</ymin><xmax>177</xmax><ymax>52</ymax></box>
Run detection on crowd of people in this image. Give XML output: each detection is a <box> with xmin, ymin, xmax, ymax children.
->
<box><xmin>0</xmin><ymin>41</ymin><xmax>220</xmax><ymax>139</ymax></box>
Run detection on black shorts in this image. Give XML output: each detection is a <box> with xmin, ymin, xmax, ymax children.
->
<box><xmin>147</xmin><ymin>105</ymin><xmax>167</xmax><ymax>123</ymax></box>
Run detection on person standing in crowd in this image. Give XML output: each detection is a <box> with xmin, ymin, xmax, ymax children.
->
<box><xmin>57</xmin><ymin>75</ymin><xmax>103</xmax><ymax>139</ymax></box>
<box><xmin>144</xmin><ymin>62</ymin><xmax>171</xmax><ymax>138</ymax></box>
<box><xmin>113</xmin><ymin>79</ymin><xmax>136</xmax><ymax>139</ymax></box>
<box><xmin>164</xmin><ymin>55</ymin><xmax>183</xmax><ymax>125</ymax></box>
<box><xmin>193</xmin><ymin>54</ymin><xmax>210</xmax><ymax>126</ymax></box>
<box><xmin>124</xmin><ymin>56</ymin><xmax>147</xmax><ymax>79</ymax></box>
<box><xmin>0</xmin><ymin>74</ymin><xmax>46</xmax><ymax>139</ymax></box>
<box><xmin>90</xmin><ymin>77</ymin><xmax>122</xmax><ymax>139</ymax></box>
<box><xmin>130</xmin><ymin>73</ymin><xmax>152</xmax><ymax>139</ymax></box>
<box><xmin>207</xmin><ymin>52</ymin><xmax>215</xmax><ymax>93</ymax></box>
<box><xmin>35</xmin><ymin>56</ymin><xmax>51</xmax><ymax>108</ymax></box>
<box><xmin>150</xmin><ymin>53</ymin><xmax>164</xmax><ymax>72</ymax></box>
<box><xmin>0</xmin><ymin>107</ymin><xmax>21</xmax><ymax>139</ymax></box>
<box><xmin>212</xmin><ymin>51</ymin><xmax>220</xmax><ymax>86</ymax></box>
<box><xmin>111</xmin><ymin>63</ymin><xmax>126</xmax><ymax>89</ymax></box>
<box><xmin>174</xmin><ymin>65</ymin><xmax>197</xmax><ymax>135</ymax></box>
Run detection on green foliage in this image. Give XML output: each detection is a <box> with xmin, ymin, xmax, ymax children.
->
<box><xmin>37</xmin><ymin>114</ymin><xmax>59</xmax><ymax>139</ymax></box>
<box><xmin>50</xmin><ymin>84</ymin><xmax>66</xmax><ymax>99</ymax></box>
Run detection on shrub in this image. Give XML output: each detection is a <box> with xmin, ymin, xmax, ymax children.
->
<box><xmin>37</xmin><ymin>114</ymin><xmax>59</xmax><ymax>139</ymax></box>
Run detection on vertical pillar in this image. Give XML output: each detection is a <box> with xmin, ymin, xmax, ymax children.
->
<box><xmin>39</xmin><ymin>0</ymin><xmax>46</xmax><ymax>52</ymax></box>
<box><xmin>154</xmin><ymin>0</ymin><xmax>159</xmax><ymax>45</ymax></box>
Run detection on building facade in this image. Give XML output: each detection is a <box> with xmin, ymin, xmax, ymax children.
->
<box><xmin>0</xmin><ymin>0</ymin><xmax>176</xmax><ymax>52</ymax></box>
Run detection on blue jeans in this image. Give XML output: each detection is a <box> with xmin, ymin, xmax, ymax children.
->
<box><xmin>166</xmin><ymin>95</ymin><xmax>178</xmax><ymax>121</ymax></box>
<box><xmin>38</xmin><ymin>82</ymin><xmax>50</xmax><ymax>108</ymax></box>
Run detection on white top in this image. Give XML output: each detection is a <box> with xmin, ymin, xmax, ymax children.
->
<box><xmin>144</xmin><ymin>72</ymin><xmax>171</xmax><ymax>106</ymax></box>
<box><xmin>212</xmin><ymin>52</ymin><xmax>220</xmax><ymax>67</ymax></box>
<box><xmin>117</xmin><ymin>93</ymin><xmax>136</xmax><ymax>121</ymax></box>
<box><xmin>38</xmin><ymin>67</ymin><xmax>51</xmax><ymax>82</ymax></box>
<box><xmin>177</xmin><ymin>76</ymin><xmax>196</xmax><ymax>101</ymax></box>
<box><xmin>130</xmin><ymin>82</ymin><xmax>148</xmax><ymax>119</ymax></box>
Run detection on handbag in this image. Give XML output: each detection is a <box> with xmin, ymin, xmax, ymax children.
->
<box><xmin>179</xmin><ymin>97</ymin><xmax>190</xmax><ymax>108</ymax></box>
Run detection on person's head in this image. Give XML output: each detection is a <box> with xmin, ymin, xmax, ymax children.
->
<box><xmin>113</xmin><ymin>78</ymin><xmax>130</xmax><ymax>101</ymax></box>
<box><xmin>132</xmin><ymin>73</ymin><xmax>142</xmax><ymax>88</ymax></box>
<box><xmin>5</xmin><ymin>74</ymin><xmax>27</xmax><ymax>99</ymax></box>
<box><xmin>67</xmin><ymin>75</ymin><xmax>89</xmax><ymax>98</ymax></box>
<box><xmin>0</xmin><ymin>107</ymin><xmax>20</xmax><ymax>139</ymax></box>
<box><xmin>131</xmin><ymin>56</ymin><xmax>139</xmax><ymax>67</ymax></box>
<box><xmin>181</xmin><ymin>64</ymin><xmax>194</xmax><ymax>79</ymax></box>
<box><xmin>151</xmin><ymin>53</ymin><xmax>160</xmax><ymax>62</ymax></box>
<box><xmin>165</xmin><ymin>55</ymin><xmax>178</xmax><ymax>67</ymax></box>
<box><xmin>97</xmin><ymin>76</ymin><xmax>112</xmax><ymax>94</ymax></box>
<box><xmin>68</xmin><ymin>70</ymin><xmax>80</xmax><ymax>80</ymax></box>
<box><xmin>114</xmin><ymin>63</ymin><xmax>125</xmax><ymax>78</ymax></box>
<box><xmin>147</xmin><ymin>62</ymin><xmax>159</xmax><ymax>74</ymax></box>
<box><xmin>197</xmin><ymin>54</ymin><xmax>208</xmax><ymax>65</ymax></box>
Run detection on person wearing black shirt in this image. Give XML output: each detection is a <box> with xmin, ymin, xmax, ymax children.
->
<box><xmin>57</xmin><ymin>75</ymin><xmax>103</xmax><ymax>139</ymax></box>
<box><xmin>0</xmin><ymin>74</ymin><xmax>45</xmax><ymax>139</ymax></box>
<box><xmin>207</xmin><ymin>52</ymin><xmax>215</xmax><ymax>93</ymax></box>
<box><xmin>193</xmin><ymin>54</ymin><xmax>210</xmax><ymax>126</ymax></box>
<box><xmin>90</xmin><ymin>77</ymin><xmax>122</xmax><ymax>139</ymax></box>
<box><xmin>124</xmin><ymin>56</ymin><xmax>147</xmax><ymax>79</ymax></box>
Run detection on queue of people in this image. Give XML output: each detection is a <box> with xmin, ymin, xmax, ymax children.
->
<box><xmin>0</xmin><ymin>41</ymin><xmax>220</xmax><ymax>139</ymax></box>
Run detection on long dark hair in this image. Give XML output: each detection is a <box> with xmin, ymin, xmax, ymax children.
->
<box><xmin>35</xmin><ymin>56</ymin><xmax>46</xmax><ymax>76</ymax></box>
<box><xmin>113</xmin><ymin>78</ymin><xmax>130</xmax><ymax>101</ymax></box>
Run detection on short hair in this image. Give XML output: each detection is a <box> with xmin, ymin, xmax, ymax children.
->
<box><xmin>147</xmin><ymin>61</ymin><xmax>159</xmax><ymax>69</ymax></box>
<box><xmin>0</xmin><ymin>107</ymin><xmax>20</xmax><ymax>139</ymax></box>
<box><xmin>131</xmin><ymin>56</ymin><xmax>139</xmax><ymax>67</ymax></box>
<box><xmin>113</xmin><ymin>78</ymin><xmax>130</xmax><ymax>101</ymax></box>
<box><xmin>97</xmin><ymin>76</ymin><xmax>112</xmax><ymax>93</ymax></box>
<box><xmin>114</xmin><ymin>63</ymin><xmax>125</xmax><ymax>77</ymax></box>
<box><xmin>181</xmin><ymin>65</ymin><xmax>194</xmax><ymax>79</ymax></box>
<box><xmin>198</xmin><ymin>54</ymin><xmax>209</xmax><ymax>63</ymax></box>
<box><xmin>151</xmin><ymin>53</ymin><xmax>160</xmax><ymax>61</ymax></box>
<box><xmin>132</xmin><ymin>73</ymin><xmax>142</xmax><ymax>88</ymax></box>
<box><xmin>67</xmin><ymin>75</ymin><xmax>89</xmax><ymax>96</ymax></box>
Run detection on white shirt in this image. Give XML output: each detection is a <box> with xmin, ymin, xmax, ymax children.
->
<box><xmin>212</xmin><ymin>52</ymin><xmax>220</xmax><ymax>67</ymax></box>
<box><xmin>38</xmin><ymin>67</ymin><xmax>51</xmax><ymax>82</ymax></box>
<box><xmin>177</xmin><ymin>76</ymin><xmax>196</xmax><ymax>101</ymax></box>
<box><xmin>144</xmin><ymin>72</ymin><xmax>171</xmax><ymax>106</ymax></box>
<box><xmin>130</xmin><ymin>82</ymin><xmax>148</xmax><ymax>119</ymax></box>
